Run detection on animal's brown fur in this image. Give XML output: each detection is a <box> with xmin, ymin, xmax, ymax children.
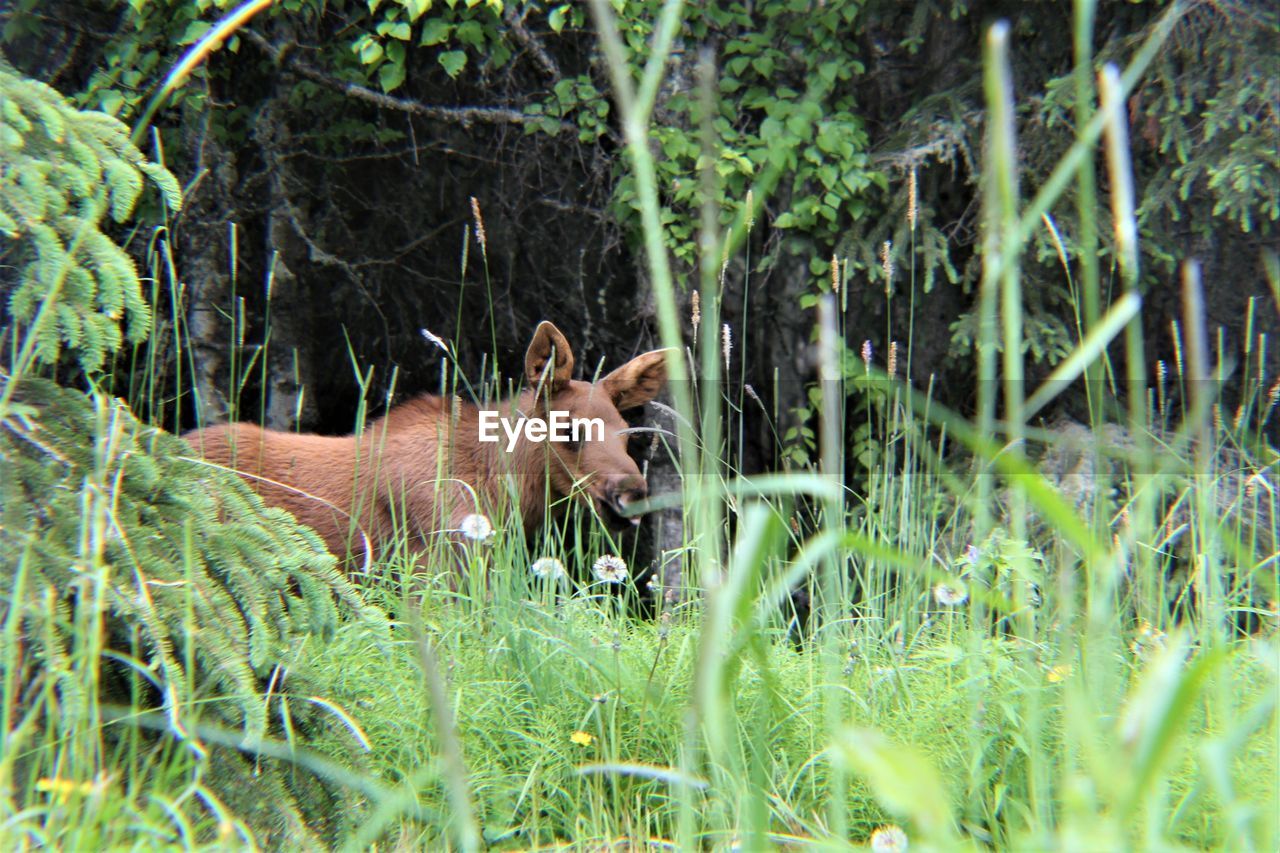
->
<box><xmin>184</xmin><ymin>322</ymin><xmax>669</xmax><ymax>559</ymax></box>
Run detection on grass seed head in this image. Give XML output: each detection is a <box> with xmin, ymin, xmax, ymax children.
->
<box><xmin>907</xmin><ymin>167</ymin><xmax>918</xmax><ymax>230</ymax></box>
<box><xmin>469</xmin><ymin>196</ymin><xmax>487</xmax><ymax>255</ymax></box>
<box><xmin>420</xmin><ymin>328</ymin><xmax>450</xmax><ymax>354</ymax></box>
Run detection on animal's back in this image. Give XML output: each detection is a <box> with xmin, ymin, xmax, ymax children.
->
<box><xmin>185</xmin><ymin>422</ymin><xmax>380</xmax><ymax>555</ymax></box>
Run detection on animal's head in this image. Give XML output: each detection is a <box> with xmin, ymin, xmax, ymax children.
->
<box><xmin>521</xmin><ymin>321</ymin><xmax>670</xmax><ymax>529</ymax></box>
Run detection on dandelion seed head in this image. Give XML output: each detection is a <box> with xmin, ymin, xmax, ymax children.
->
<box><xmin>592</xmin><ymin>554</ymin><xmax>628</xmax><ymax>584</ymax></box>
<box><xmin>459</xmin><ymin>513</ymin><xmax>493</xmax><ymax>542</ymax></box>
<box><xmin>870</xmin><ymin>824</ymin><xmax>909</xmax><ymax>853</ymax></box>
<box><xmin>1130</xmin><ymin>619</ymin><xmax>1167</xmax><ymax>659</ymax></box>
<box><xmin>933</xmin><ymin>579</ymin><xmax>968</xmax><ymax>607</ymax></box>
<box><xmin>530</xmin><ymin>557</ymin><xmax>566</xmax><ymax>581</ymax></box>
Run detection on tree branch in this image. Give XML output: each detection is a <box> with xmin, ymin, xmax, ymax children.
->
<box><xmin>503</xmin><ymin>6</ymin><xmax>563</xmax><ymax>81</ymax></box>
<box><xmin>242</xmin><ymin>29</ymin><xmax>572</xmax><ymax>132</ymax></box>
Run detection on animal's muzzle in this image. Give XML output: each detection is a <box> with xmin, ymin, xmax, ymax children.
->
<box><xmin>600</xmin><ymin>476</ymin><xmax>647</xmax><ymax>529</ymax></box>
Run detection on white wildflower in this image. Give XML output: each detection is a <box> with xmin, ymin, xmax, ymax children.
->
<box><xmin>530</xmin><ymin>557</ymin><xmax>566</xmax><ymax>581</ymax></box>
<box><xmin>933</xmin><ymin>578</ymin><xmax>968</xmax><ymax>607</ymax></box>
<box><xmin>592</xmin><ymin>554</ymin><xmax>628</xmax><ymax>584</ymax></box>
<box><xmin>870</xmin><ymin>824</ymin><xmax>908</xmax><ymax>853</ymax></box>
<box><xmin>459</xmin><ymin>513</ymin><xmax>493</xmax><ymax>543</ymax></box>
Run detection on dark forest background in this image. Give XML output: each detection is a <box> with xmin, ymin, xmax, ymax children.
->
<box><xmin>3</xmin><ymin>0</ymin><xmax>1277</xmax><ymax>461</ymax></box>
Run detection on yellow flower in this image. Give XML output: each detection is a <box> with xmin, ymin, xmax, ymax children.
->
<box><xmin>35</xmin><ymin>776</ymin><xmax>102</xmax><ymax>801</ymax></box>
<box><xmin>1046</xmin><ymin>664</ymin><xmax>1073</xmax><ymax>683</ymax></box>
<box><xmin>570</xmin><ymin>730</ymin><xmax>595</xmax><ymax>746</ymax></box>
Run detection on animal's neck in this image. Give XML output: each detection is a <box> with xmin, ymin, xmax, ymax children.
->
<box><xmin>377</xmin><ymin>392</ymin><xmax>553</xmax><ymax>531</ymax></box>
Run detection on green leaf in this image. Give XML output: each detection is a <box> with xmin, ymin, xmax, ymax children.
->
<box><xmin>419</xmin><ymin>18</ymin><xmax>451</xmax><ymax>46</ymax></box>
<box><xmin>358</xmin><ymin>38</ymin><xmax>384</xmax><ymax>65</ymax></box>
<box><xmin>379</xmin><ymin>60</ymin><xmax>406</xmax><ymax>92</ymax></box>
<box><xmin>438</xmin><ymin>50</ymin><xmax>467</xmax><ymax>78</ymax></box>
<box><xmin>455</xmin><ymin>20</ymin><xmax>484</xmax><ymax>48</ymax></box>
<box><xmin>98</xmin><ymin>90</ymin><xmax>125</xmax><ymax>117</ymax></box>
<box><xmin>834</xmin><ymin>728</ymin><xmax>955</xmax><ymax>840</ymax></box>
<box><xmin>178</xmin><ymin>20</ymin><xmax>213</xmax><ymax>46</ymax></box>
<box><xmin>549</xmin><ymin>4</ymin><xmax>569</xmax><ymax>33</ymax></box>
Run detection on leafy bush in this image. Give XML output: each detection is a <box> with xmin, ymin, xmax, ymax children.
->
<box><xmin>0</xmin><ymin>60</ymin><xmax>387</xmax><ymax>845</ymax></box>
<box><xmin>0</xmin><ymin>62</ymin><xmax>182</xmax><ymax>372</ymax></box>
<box><xmin>1</xmin><ymin>377</ymin><xmax>380</xmax><ymax>739</ymax></box>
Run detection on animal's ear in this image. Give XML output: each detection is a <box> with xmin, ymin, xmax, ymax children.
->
<box><xmin>601</xmin><ymin>349</ymin><xmax>672</xmax><ymax>410</ymax></box>
<box><xmin>525</xmin><ymin>321</ymin><xmax>575</xmax><ymax>393</ymax></box>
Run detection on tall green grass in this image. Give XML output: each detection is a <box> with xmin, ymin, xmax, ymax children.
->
<box><xmin>2</xmin><ymin>0</ymin><xmax>1277</xmax><ymax>849</ymax></box>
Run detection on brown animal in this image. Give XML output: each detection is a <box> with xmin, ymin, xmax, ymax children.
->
<box><xmin>184</xmin><ymin>322</ymin><xmax>670</xmax><ymax>560</ymax></box>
